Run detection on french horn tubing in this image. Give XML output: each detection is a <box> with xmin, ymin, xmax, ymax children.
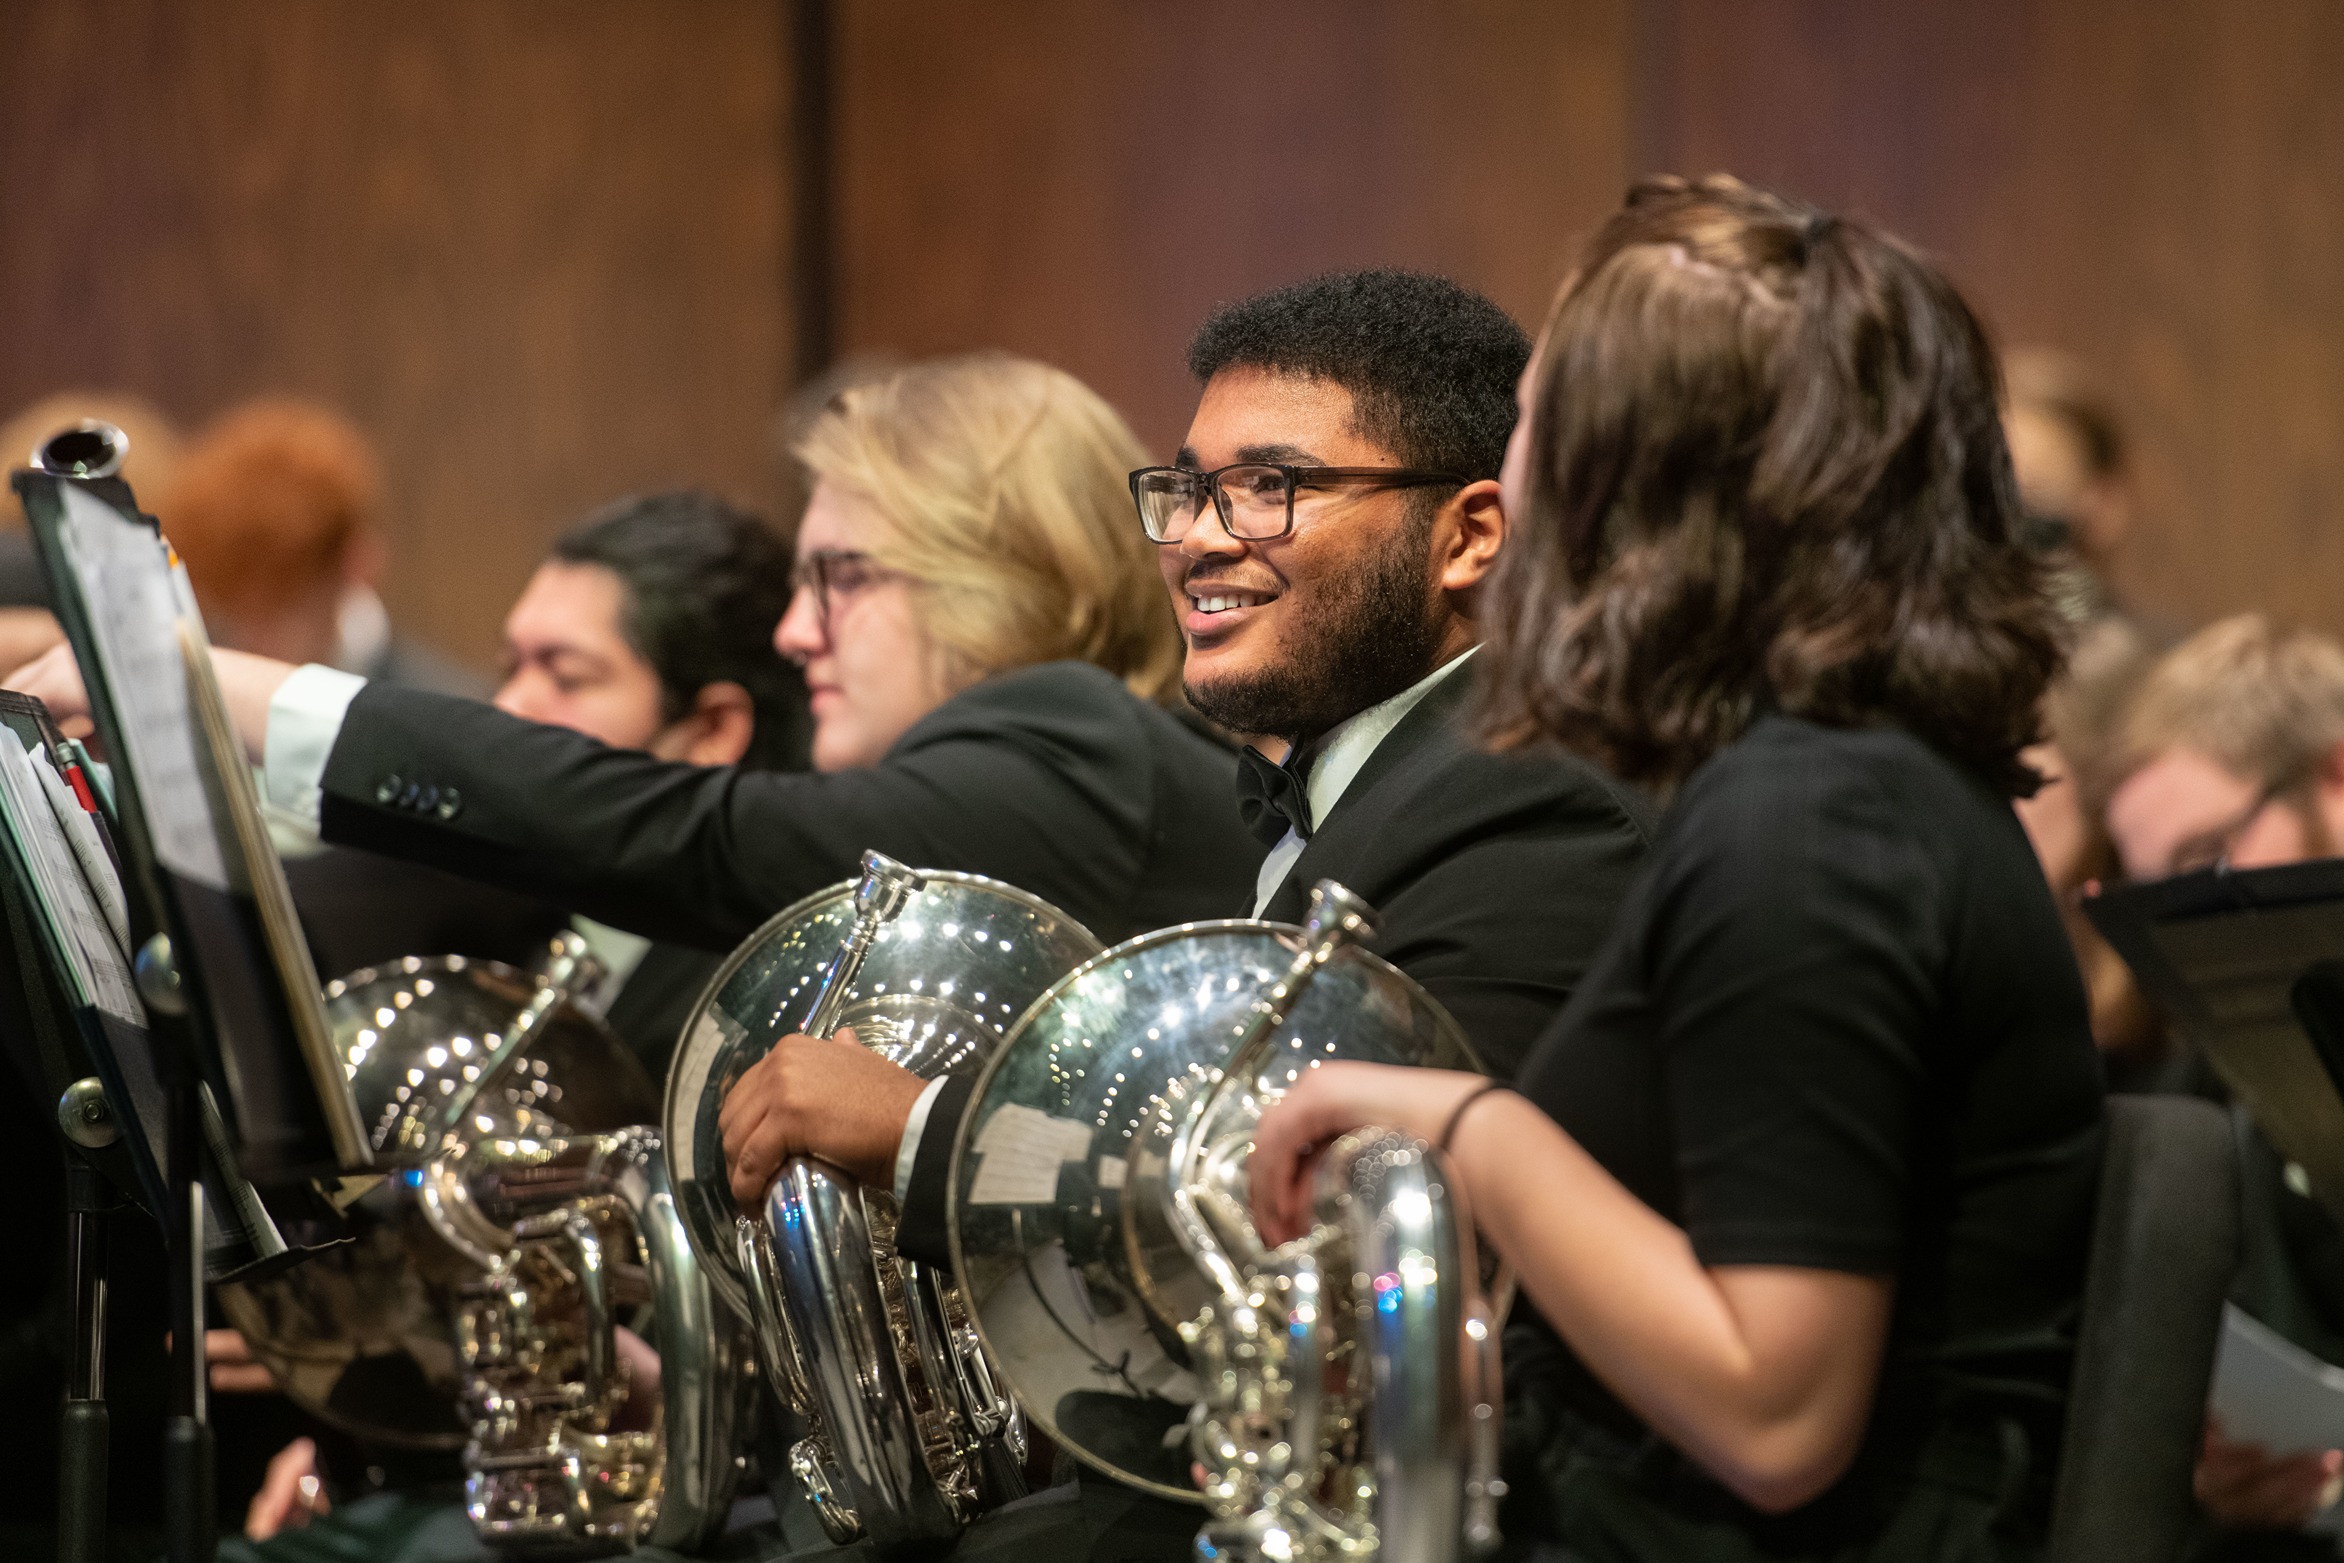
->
<box><xmin>217</xmin><ymin>934</ymin><xmax>751</xmax><ymax>1552</ymax></box>
<box><xmin>950</xmin><ymin>880</ymin><xmax>1509</xmax><ymax>1560</ymax></box>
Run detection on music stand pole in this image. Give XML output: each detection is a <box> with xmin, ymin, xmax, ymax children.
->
<box><xmin>138</xmin><ymin>940</ymin><xmax>215</xmax><ymax>1563</ymax></box>
<box><xmin>56</xmin><ymin>1079</ymin><xmax>118</xmax><ymax>1563</ymax></box>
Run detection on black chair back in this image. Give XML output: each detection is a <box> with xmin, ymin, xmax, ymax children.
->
<box><xmin>2048</xmin><ymin>1094</ymin><xmax>2239</xmax><ymax>1563</ymax></box>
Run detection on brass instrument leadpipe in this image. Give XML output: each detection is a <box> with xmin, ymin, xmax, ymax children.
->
<box><xmin>1165</xmin><ymin>881</ymin><xmax>1380</xmax><ymax>1308</ymax></box>
<box><xmin>735</xmin><ymin>851</ymin><xmax>970</xmax><ymax>1548</ymax></box>
<box><xmin>1175</xmin><ymin>885</ymin><xmax>1501</xmax><ymax>1563</ymax></box>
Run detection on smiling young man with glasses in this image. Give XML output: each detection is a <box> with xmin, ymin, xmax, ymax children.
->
<box><xmin>1137</xmin><ymin>269</ymin><xmax>1654</xmax><ymax>1070</ymax></box>
<box><xmin>853</xmin><ymin>269</ymin><xmax>1663</xmax><ymax>1563</ymax></box>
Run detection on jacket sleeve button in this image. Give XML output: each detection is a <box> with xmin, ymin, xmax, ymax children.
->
<box><xmin>398</xmin><ymin>781</ymin><xmax>422</xmax><ymax>810</ymax></box>
<box><xmin>436</xmin><ymin>788</ymin><xmax>463</xmax><ymax>821</ymax></box>
<box><xmin>375</xmin><ymin>774</ymin><xmax>404</xmax><ymax>805</ymax></box>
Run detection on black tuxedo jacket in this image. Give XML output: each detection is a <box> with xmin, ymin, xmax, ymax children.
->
<box><xmin>1256</xmin><ymin>665</ymin><xmax>1655</xmax><ymax>1075</ymax></box>
<box><xmin>895</xmin><ymin>664</ymin><xmax>1657</xmax><ymax>1264</ymax></box>
<box><xmin>316</xmin><ymin>660</ymin><xmax>1265</xmax><ymax>953</ymax></box>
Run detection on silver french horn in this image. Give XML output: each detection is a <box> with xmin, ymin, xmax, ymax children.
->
<box><xmin>216</xmin><ymin>935</ymin><xmax>752</xmax><ymax>1552</ymax></box>
<box><xmin>663</xmin><ymin>851</ymin><xmax>1103</xmax><ymax>1549</ymax></box>
<box><xmin>950</xmin><ymin>881</ymin><xmax>1508</xmax><ymax>1561</ymax></box>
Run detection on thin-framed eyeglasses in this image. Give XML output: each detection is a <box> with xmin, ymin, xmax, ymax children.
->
<box><xmin>1129</xmin><ymin>463</ymin><xmax>1468</xmax><ymax>544</ymax></box>
<box><xmin>790</xmin><ymin>548</ymin><xmax>897</xmax><ymax>635</ymax></box>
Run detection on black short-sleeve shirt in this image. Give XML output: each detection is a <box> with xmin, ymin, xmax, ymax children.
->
<box><xmin>1511</xmin><ymin>716</ymin><xmax>2105</xmax><ymax>1455</ymax></box>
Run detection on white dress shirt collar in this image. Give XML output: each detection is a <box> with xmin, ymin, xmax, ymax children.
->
<box><xmin>1247</xmin><ymin>645</ymin><xmax>1477</xmax><ymax>916</ymax></box>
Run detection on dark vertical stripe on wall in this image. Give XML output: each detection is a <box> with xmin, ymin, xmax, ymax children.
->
<box><xmin>789</xmin><ymin>0</ymin><xmax>837</xmax><ymax>385</ymax></box>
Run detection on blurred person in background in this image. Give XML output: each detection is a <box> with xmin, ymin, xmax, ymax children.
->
<box><xmin>2014</xmin><ymin>615</ymin><xmax>2166</xmax><ymax>1076</ymax></box>
<box><xmin>491</xmin><ymin>488</ymin><xmax>813</xmax><ymax>1072</ymax></box>
<box><xmin>2006</xmin><ymin>349</ymin><xmax>2171</xmax><ymax>1074</ymax></box>
<box><xmin>2103</xmin><ymin>614</ymin><xmax>2344</xmax><ymax>1552</ymax></box>
<box><xmin>2003</xmin><ymin>347</ymin><xmax>2140</xmax><ymax>622</ymax></box>
<box><xmin>0</xmin><ymin>389</ymin><xmax>185</xmax><ymax>671</ymax></box>
<box><xmin>161</xmin><ymin>397</ymin><xmax>480</xmax><ymax>694</ymax></box>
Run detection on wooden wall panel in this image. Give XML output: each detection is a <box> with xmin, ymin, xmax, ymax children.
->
<box><xmin>4</xmin><ymin>3</ymin><xmax>2336</xmax><ymax>657</ymax></box>
<box><xmin>830</xmin><ymin>0</ymin><xmax>1633</xmax><ymax>457</ymax></box>
<box><xmin>1643</xmin><ymin>0</ymin><xmax>2344</xmax><ymax>637</ymax></box>
<box><xmin>0</xmin><ymin>0</ymin><xmax>791</xmax><ymax>668</ymax></box>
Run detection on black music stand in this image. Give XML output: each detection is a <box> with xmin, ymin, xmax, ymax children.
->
<box><xmin>2087</xmin><ymin>858</ymin><xmax>2344</xmax><ymax>1220</ymax></box>
<box><xmin>0</xmin><ymin>702</ymin><xmax>124</xmax><ymax>1563</ymax></box>
<box><xmin>11</xmin><ymin>461</ymin><xmax>371</xmax><ymax>1563</ymax></box>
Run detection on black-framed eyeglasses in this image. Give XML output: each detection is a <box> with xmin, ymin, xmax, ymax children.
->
<box><xmin>1129</xmin><ymin>463</ymin><xmax>1468</xmax><ymax>544</ymax></box>
<box><xmin>790</xmin><ymin>548</ymin><xmax>897</xmax><ymax>633</ymax></box>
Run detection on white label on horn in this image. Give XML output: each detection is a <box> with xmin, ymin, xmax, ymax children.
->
<box><xmin>967</xmin><ymin>1104</ymin><xmax>1095</xmax><ymax>1206</ymax></box>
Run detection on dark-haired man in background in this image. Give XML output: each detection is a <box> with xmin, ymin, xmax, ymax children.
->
<box><xmin>273</xmin><ymin>488</ymin><xmax>811</xmax><ymax>1071</ymax></box>
<box><xmin>487</xmin><ymin>490</ymin><xmax>814</xmax><ymax>1067</ymax></box>
<box><xmin>309</xmin><ymin>484</ymin><xmax>810</xmax><ymax>1060</ymax></box>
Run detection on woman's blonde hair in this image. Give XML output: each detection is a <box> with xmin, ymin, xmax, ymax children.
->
<box><xmin>794</xmin><ymin>354</ymin><xmax>1180</xmax><ymax>701</ymax></box>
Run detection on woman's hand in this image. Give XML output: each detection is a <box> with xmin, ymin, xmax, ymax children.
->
<box><xmin>2197</xmin><ymin>1416</ymin><xmax>2343</xmax><ymax>1530</ymax></box>
<box><xmin>719</xmin><ymin>1028</ymin><xmax>930</xmax><ymax>1205</ymax></box>
<box><xmin>1249</xmin><ymin>1062</ymin><xmax>1491</xmax><ymax>1244</ymax></box>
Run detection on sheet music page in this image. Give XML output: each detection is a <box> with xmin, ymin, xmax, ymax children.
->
<box><xmin>53</xmin><ymin>483</ymin><xmax>230</xmax><ymax>890</ymax></box>
<box><xmin>32</xmin><ymin>739</ymin><xmax>130</xmax><ymax>953</ymax></box>
<box><xmin>0</xmin><ymin>727</ymin><xmax>141</xmax><ymax>1024</ymax></box>
<box><xmin>0</xmin><ymin>727</ymin><xmax>85</xmax><ymax>999</ymax></box>
<box><xmin>2207</xmin><ymin>1303</ymin><xmax>2344</xmax><ymax>1535</ymax></box>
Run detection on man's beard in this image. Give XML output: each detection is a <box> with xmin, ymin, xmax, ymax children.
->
<box><xmin>1182</xmin><ymin>508</ymin><xmax>1449</xmax><ymax>742</ymax></box>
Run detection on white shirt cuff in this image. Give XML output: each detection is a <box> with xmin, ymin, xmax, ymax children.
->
<box><xmin>263</xmin><ymin>663</ymin><xmax>369</xmax><ymax>829</ymax></box>
<box><xmin>893</xmin><ymin>1076</ymin><xmax>951</xmax><ymax>1205</ymax></box>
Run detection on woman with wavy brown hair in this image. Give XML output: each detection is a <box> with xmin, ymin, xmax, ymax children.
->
<box><xmin>1253</xmin><ymin>176</ymin><xmax>2105</xmax><ymax>1560</ymax></box>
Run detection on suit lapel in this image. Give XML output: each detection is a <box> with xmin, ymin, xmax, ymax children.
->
<box><xmin>1262</xmin><ymin>670</ymin><xmax>1474</xmax><ymax>922</ymax></box>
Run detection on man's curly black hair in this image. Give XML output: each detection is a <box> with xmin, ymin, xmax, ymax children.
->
<box><xmin>1185</xmin><ymin>268</ymin><xmax>1530</xmax><ymax>482</ymax></box>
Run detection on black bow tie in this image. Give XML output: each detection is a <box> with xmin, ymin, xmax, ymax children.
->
<box><xmin>1235</xmin><ymin>745</ymin><xmax>1313</xmax><ymax>848</ymax></box>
